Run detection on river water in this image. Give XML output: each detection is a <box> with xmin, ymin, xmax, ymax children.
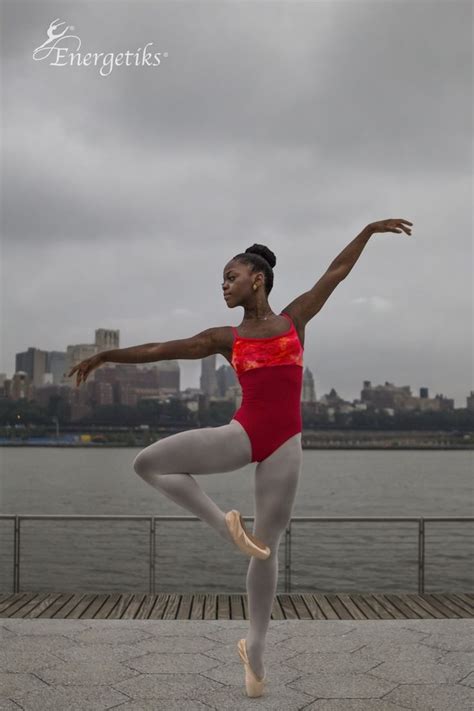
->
<box><xmin>1</xmin><ymin>447</ymin><xmax>472</xmax><ymax>594</ymax></box>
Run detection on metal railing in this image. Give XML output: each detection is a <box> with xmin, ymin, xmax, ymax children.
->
<box><xmin>0</xmin><ymin>515</ymin><xmax>472</xmax><ymax>594</ymax></box>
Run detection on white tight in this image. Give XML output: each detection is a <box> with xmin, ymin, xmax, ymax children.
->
<box><xmin>132</xmin><ymin>418</ymin><xmax>302</xmax><ymax>679</ymax></box>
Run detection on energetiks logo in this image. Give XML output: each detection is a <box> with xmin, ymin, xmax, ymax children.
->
<box><xmin>33</xmin><ymin>18</ymin><xmax>168</xmax><ymax>78</ymax></box>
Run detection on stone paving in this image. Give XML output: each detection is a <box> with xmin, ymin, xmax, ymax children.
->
<box><xmin>0</xmin><ymin>618</ymin><xmax>473</xmax><ymax>710</ymax></box>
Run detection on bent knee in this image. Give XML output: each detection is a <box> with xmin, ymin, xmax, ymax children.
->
<box><xmin>133</xmin><ymin>451</ymin><xmax>153</xmax><ymax>478</ymax></box>
<box><xmin>133</xmin><ymin>442</ymin><xmax>171</xmax><ymax>479</ymax></box>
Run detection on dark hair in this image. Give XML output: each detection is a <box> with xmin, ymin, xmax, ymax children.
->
<box><xmin>232</xmin><ymin>243</ymin><xmax>276</xmax><ymax>296</ymax></box>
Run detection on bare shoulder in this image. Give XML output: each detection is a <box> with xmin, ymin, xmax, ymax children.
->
<box><xmin>211</xmin><ymin>325</ymin><xmax>234</xmax><ymax>364</ymax></box>
<box><xmin>194</xmin><ymin>325</ymin><xmax>234</xmax><ymax>360</ymax></box>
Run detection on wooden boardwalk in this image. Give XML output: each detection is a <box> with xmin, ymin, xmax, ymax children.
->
<box><xmin>0</xmin><ymin>591</ymin><xmax>473</xmax><ymax>620</ymax></box>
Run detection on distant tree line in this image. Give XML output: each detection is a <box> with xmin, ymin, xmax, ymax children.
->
<box><xmin>0</xmin><ymin>396</ymin><xmax>473</xmax><ymax>432</ymax></box>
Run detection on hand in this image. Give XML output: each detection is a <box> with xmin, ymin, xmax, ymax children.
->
<box><xmin>67</xmin><ymin>353</ymin><xmax>104</xmax><ymax>387</ymax></box>
<box><xmin>368</xmin><ymin>218</ymin><xmax>413</xmax><ymax>236</ymax></box>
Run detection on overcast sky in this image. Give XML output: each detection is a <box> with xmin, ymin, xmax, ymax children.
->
<box><xmin>1</xmin><ymin>0</ymin><xmax>472</xmax><ymax>407</ymax></box>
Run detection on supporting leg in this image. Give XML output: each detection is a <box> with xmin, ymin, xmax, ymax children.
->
<box><xmin>245</xmin><ymin>432</ymin><xmax>302</xmax><ymax>679</ymax></box>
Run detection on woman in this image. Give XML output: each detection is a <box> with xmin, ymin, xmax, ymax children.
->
<box><xmin>68</xmin><ymin>217</ymin><xmax>412</xmax><ymax>697</ymax></box>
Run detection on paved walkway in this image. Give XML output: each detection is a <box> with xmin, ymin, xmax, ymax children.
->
<box><xmin>1</xmin><ymin>618</ymin><xmax>473</xmax><ymax>710</ymax></box>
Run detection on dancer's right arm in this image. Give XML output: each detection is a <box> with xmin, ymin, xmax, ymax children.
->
<box><xmin>67</xmin><ymin>329</ymin><xmax>224</xmax><ymax>387</ymax></box>
<box><xmin>103</xmin><ymin>328</ymin><xmax>222</xmax><ymax>363</ymax></box>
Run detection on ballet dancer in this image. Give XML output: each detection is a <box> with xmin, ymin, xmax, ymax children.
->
<box><xmin>68</xmin><ymin>217</ymin><xmax>412</xmax><ymax>696</ymax></box>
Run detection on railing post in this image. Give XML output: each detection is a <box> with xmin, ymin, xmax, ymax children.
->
<box><xmin>418</xmin><ymin>517</ymin><xmax>425</xmax><ymax>593</ymax></box>
<box><xmin>285</xmin><ymin>521</ymin><xmax>292</xmax><ymax>593</ymax></box>
<box><xmin>150</xmin><ymin>516</ymin><xmax>156</xmax><ymax>594</ymax></box>
<box><xmin>13</xmin><ymin>515</ymin><xmax>20</xmax><ymax>593</ymax></box>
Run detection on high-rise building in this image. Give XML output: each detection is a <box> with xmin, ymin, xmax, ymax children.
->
<box><xmin>200</xmin><ymin>354</ymin><xmax>219</xmax><ymax>397</ymax></box>
<box><xmin>95</xmin><ymin>329</ymin><xmax>119</xmax><ymax>351</ymax></box>
<box><xmin>47</xmin><ymin>351</ymin><xmax>66</xmax><ymax>385</ymax></box>
<box><xmin>215</xmin><ymin>363</ymin><xmax>238</xmax><ymax>397</ymax></box>
<box><xmin>467</xmin><ymin>391</ymin><xmax>474</xmax><ymax>412</ymax></box>
<box><xmin>15</xmin><ymin>348</ymin><xmax>48</xmax><ymax>388</ymax></box>
<box><xmin>302</xmin><ymin>366</ymin><xmax>316</xmax><ymax>402</ymax></box>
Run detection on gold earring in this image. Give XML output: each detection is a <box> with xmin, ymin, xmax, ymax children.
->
<box><xmin>253</xmin><ymin>284</ymin><xmax>258</xmax><ymax>291</ymax></box>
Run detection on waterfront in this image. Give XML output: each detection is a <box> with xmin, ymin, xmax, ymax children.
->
<box><xmin>1</xmin><ymin>447</ymin><xmax>472</xmax><ymax>593</ymax></box>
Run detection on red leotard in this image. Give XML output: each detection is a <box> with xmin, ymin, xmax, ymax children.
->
<box><xmin>230</xmin><ymin>311</ymin><xmax>304</xmax><ymax>462</ymax></box>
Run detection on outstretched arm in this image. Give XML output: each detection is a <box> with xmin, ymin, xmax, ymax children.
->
<box><xmin>103</xmin><ymin>328</ymin><xmax>221</xmax><ymax>363</ymax></box>
<box><xmin>68</xmin><ymin>328</ymin><xmax>223</xmax><ymax>387</ymax></box>
<box><xmin>281</xmin><ymin>218</ymin><xmax>413</xmax><ymax>329</ymax></box>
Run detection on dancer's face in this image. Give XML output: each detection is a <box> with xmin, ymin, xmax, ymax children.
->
<box><xmin>221</xmin><ymin>260</ymin><xmax>265</xmax><ymax>308</ymax></box>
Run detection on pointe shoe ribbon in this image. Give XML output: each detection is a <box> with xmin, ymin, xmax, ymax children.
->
<box><xmin>225</xmin><ymin>510</ymin><xmax>271</xmax><ymax>559</ymax></box>
<box><xmin>237</xmin><ymin>638</ymin><xmax>267</xmax><ymax>697</ymax></box>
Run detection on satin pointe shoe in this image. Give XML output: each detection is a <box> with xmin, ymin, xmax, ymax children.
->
<box><xmin>237</xmin><ymin>638</ymin><xmax>267</xmax><ymax>697</ymax></box>
<box><xmin>225</xmin><ymin>509</ymin><xmax>271</xmax><ymax>560</ymax></box>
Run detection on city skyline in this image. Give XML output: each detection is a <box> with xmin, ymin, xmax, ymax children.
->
<box><xmin>10</xmin><ymin>332</ymin><xmax>468</xmax><ymax>410</ymax></box>
<box><xmin>1</xmin><ymin>1</ymin><xmax>471</xmax><ymax>408</ymax></box>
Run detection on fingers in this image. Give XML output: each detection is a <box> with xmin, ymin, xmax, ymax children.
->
<box><xmin>377</xmin><ymin>218</ymin><xmax>412</xmax><ymax>236</ymax></box>
<box><xmin>67</xmin><ymin>357</ymin><xmax>100</xmax><ymax>386</ymax></box>
<box><xmin>66</xmin><ymin>362</ymin><xmax>86</xmax><ymax>385</ymax></box>
<box><xmin>395</xmin><ymin>219</ymin><xmax>413</xmax><ymax>235</ymax></box>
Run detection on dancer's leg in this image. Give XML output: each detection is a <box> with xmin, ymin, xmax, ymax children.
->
<box><xmin>132</xmin><ymin>419</ymin><xmax>252</xmax><ymax>542</ymax></box>
<box><xmin>245</xmin><ymin>432</ymin><xmax>302</xmax><ymax>679</ymax></box>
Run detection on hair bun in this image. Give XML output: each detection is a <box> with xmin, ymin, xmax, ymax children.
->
<box><xmin>244</xmin><ymin>243</ymin><xmax>276</xmax><ymax>269</ymax></box>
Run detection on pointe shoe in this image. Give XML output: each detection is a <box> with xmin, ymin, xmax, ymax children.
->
<box><xmin>237</xmin><ymin>638</ymin><xmax>267</xmax><ymax>697</ymax></box>
<box><xmin>225</xmin><ymin>510</ymin><xmax>271</xmax><ymax>559</ymax></box>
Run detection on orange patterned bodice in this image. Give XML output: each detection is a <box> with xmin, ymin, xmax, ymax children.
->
<box><xmin>231</xmin><ymin>312</ymin><xmax>303</xmax><ymax>377</ymax></box>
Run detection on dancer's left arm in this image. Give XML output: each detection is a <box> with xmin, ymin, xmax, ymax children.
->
<box><xmin>281</xmin><ymin>218</ymin><xmax>413</xmax><ymax>329</ymax></box>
